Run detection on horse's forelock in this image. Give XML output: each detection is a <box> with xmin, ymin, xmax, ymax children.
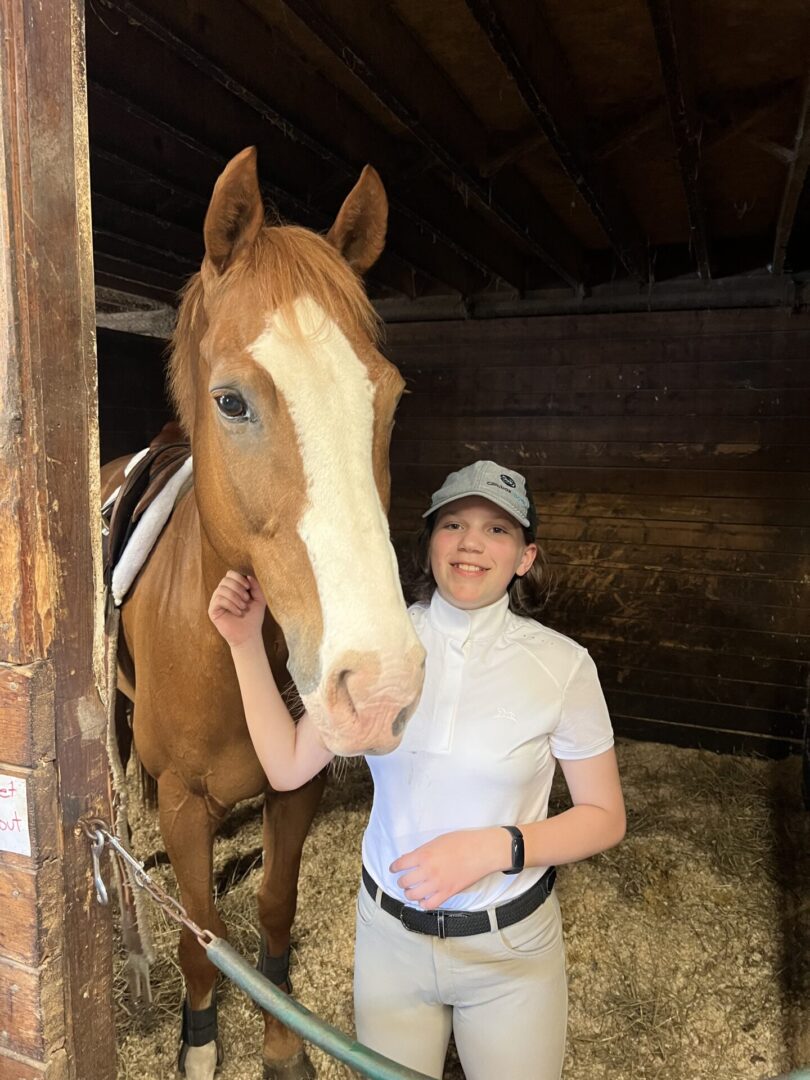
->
<box><xmin>168</xmin><ymin>226</ymin><xmax>382</xmax><ymax>437</ymax></box>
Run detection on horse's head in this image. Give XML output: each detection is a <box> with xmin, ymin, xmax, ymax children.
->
<box><xmin>170</xmin><ymin>147</ymin><xmax>424</xmax><ymax>756</ymax></box>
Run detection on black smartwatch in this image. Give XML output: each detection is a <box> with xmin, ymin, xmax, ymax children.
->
<box><xmin>501</xmin><ymin>825</ymin><xmax>525</xmax><ymax>875</ymax></box>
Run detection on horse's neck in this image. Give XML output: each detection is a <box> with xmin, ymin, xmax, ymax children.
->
<box><xmin>177</xmin><ymin>485</ymin><xmax>232</xmax><ymax>600</ymax></box>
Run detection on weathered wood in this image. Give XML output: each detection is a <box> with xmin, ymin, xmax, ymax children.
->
<box><xmin>387</xmin><ymin>322</ymin><xmax>810</xmax><ymax>369</ymax></box>
<box><xmin>392</xmin><ymin>437</ymin><xmax>807</xmax><ymax>472</ymax></box>
<box><xmin>88</xmin><ymin>71</ymin><xmax>478</xmax><ymax>297</ymax></box>
<box><xmin>0</xmin><ymin>960</ymin><xmax>44</xmax><ymax>1059</ymax></box>
<box><xmin>106</xmin><ymin>0</ymin><xmax>529</xmax><ymax>291</ymax></box>
<box><xmin>540</xmin><ymin>539</ymin><xmax>809</xmax><ymax>583</ymax></box>
<box><xmin>276</xmin><ymin>0</ymin><xmax>585</xmax><ymax>287</ymax></box>
<box><xmin>93</xmin><ymin>251</ymin><xmax>186</xmax><ymax>302</ymax></box>
<box><xmin>394</xmin><ymin>412</ymin><xmax>810</xmax><ymax>447</ymax></box>
<box><xmin>0</xmin><ymin>665</ymin><xmax>55</xmax><ymax>769</ymax></box>
<box><xmin>646</xmin><ymin>0</ymin><xmax>711</xmax><ymax>278</ymax></box>
<box><xmin>547</xmin><ymin>582</ymin><xmax>808</xmax><ymax>636</ymax></box>
<box><xmin>400</xmin><ymin>386</ymin><xmax>810</xmax><ymax>418</ymax></box>
<box><xmin>771</xmin><ymin>73</ymin><xmax>810</xmax><ymax>274</ymax></box>
<box><xmin>0</xmin><ymin>865</ymin><xmax>40</xmax><ymax>966</ymax></box>
<box><xmin>576</xmin><ymin>637</ymin><xmax>807</xmax><ymax>690</ymax></box>
<box><xmin>609</xmin><ymin>715</ymin><xmax>796</xmax><ymax>757</ymax></box>
<box><xmin>466</xmin><ymin>0</ymin><xmax>649</xmax><ymax>282</ymax></box>
<box><xmin>598</xmin><ymin>663</ymin><xmax>806</xmax><ymax>715</ymax></box>
<box><xmin>396</xmin><ymin>459</ymin><xmax>809</xmax><ymax>501</ymax></box>
<box><xmin>0</xmin><ymin>0</ymin><xmax>115</xmax><ymax>1076</ymax></box>
<box><xmin>603</xmin><ymin>687</ymin><xmax>802</xmax><ymax>742</ymax></box>
<box><xmin>91</xmin><ymin>193</ymin><xmax>203</xmax><ymax>267</ymax></box>
<box><xmin>387</xmin><ymin>307</ymin><xmax>810</xmax><ymax>755</ymax></box>
<box><xmin>407</xmin><ymin>357</ymin><xmax>810</xmax><ymax>392</ymax></box>
<box><xmin>549</xmin><ymin>562</ymin><xmax>809</xmax><ymax>611</ymax></box>
<box><xmin>85</xmin><ymin>11</ymin><xmax>487</xmax><ymax>297</ymax></box>
<box><xmin>0</xmin><ymin>1053</ymin><xmax>49</xmax><ymax>1080</ymax></box>
<box><xmin>582</xmin><ymin>618</ymin><xmax>808</xmax><ymax>665</ymax></box>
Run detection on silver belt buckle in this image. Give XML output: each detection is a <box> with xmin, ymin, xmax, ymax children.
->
<box><xmin>437</xmin><ymin>910</ymin><xmax>446</xmax><ymax>939</ymax></box>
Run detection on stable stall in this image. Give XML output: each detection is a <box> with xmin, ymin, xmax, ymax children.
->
<box><xmin>2</xmin><ymin>1</ymin><xmax>809</xmax><ymax>1078</ymax></box>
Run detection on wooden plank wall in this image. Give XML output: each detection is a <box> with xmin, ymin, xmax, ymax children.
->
<box><xmin>97</xmin><ymin>328</ymin><xmax>174</xmax><ymax>463</ymax></box>
<box><xmin>385</xmin><ymin>307</ymin><xmax>810</xmax><ymax>758</ymax></box>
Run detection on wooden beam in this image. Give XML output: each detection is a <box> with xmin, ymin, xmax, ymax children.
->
<box><xmin>466</xmin><ymin>0</ymin><xmax>649</xmax><ymax>283</ymax></box>
<box><xmin>88</xmin><ymin>91</ymin><xmax>431</xmax><ymax>300</ymax></box>
<box><xmin>0</xmin><ymin>0</ymin><xmax>115</xmax><ymax>1077</ymax></box>
<box><xmin>91</xmin><ymin>193</ymin><xmax>203</xmax><ymax>269</ymax></box>
<box><xmin>771</xmin><ymin>74</ymin><xmax>810</xmax><ymax>275</ymax></box>
<box><xmin>274</xmin><ymin>0</ymin><xmax>584</xmax><ymax>288</ymax></box>
<box><xmin>125</xmin><ymin>0</ymin><xmax>498</xmax><ymax>283</ymax></box>
<box><xmin>646</xmin><ymin>0</ymin><xmax>712</xmax><ymax>279</ymax></box>
<box><xmin>90</xmin><ymin>1</ymin><xmax>523</xmax><ymax>293</ymax></box>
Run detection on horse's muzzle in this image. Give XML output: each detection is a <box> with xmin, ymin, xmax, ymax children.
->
<box><xmin>312</xmin><ymin>647</ymin><xmax>425</xmax><ymax>756</ymax></box>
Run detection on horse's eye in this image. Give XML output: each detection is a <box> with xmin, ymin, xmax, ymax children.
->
<box><xmin>214</xmin><ymin>392</ymin><xmax>249</xmax><ymax>420</ymax></box>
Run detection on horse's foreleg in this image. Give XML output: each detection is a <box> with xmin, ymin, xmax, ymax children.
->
<box><xmin>158</xmin><ymin>769</ymin><xmax>228</xmax><ymax>1080</ymax></box>
<box><xmin>257</xmin><ymin>772</ymin><xmax>327</xmax><ymax>1080</ymax></box>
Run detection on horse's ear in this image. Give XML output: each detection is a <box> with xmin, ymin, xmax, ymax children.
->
<box><xmin>327</xmin><ymin>165</ymin><xmax>387</xmax><ymax>274</ymax></box>
<box><xmin>204</xmin><ymin>146</ymin><xmax>265</xmax><ymax>275</ymax></box>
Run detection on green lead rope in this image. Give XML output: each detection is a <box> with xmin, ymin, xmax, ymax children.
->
<box><xmin>204</xmin><ymin>936</ymin><xmax>433</xmax><ymax>1080</ymax></box>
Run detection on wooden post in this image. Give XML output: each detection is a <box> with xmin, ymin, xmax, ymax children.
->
<box><xmin>0</xmin><ymin>2</ymin><xmax>116</xmax><ymax>1078</ymax></box>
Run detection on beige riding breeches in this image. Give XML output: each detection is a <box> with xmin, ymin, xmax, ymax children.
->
<box><xmin>353</xmin><ymin>883</ymin><xmax>568</xmax><ymax>1080</ymax></box>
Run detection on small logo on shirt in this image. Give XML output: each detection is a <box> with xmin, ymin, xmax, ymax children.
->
<box><xmin>496</xmin><ymin>706</ymin><xmax>517</xmax><ymax>725</ymax></box>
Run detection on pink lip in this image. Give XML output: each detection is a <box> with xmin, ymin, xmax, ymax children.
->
<box><xmin>450</xmin><ymin>563</ymin><xmax>488</xmax><ymax>577</ymax></box>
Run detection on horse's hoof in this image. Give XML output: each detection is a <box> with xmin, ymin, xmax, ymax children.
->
<box><xmin>263</xmin><ymin>1050</ymin><xmax>316</xmax><ymax>1080</ymax></box>
<box><xmin>178</xmin><ymin>1038</ymin><xmax>223</xmax><ymax>1078</ymax></box>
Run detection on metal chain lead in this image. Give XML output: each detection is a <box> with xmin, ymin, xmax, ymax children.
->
<box><xmin>80</xmin><ymin>817</ymin><xmax>213</xmax><ymax>947</ymax></box>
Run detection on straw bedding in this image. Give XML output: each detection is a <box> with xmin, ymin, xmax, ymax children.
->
<box><xmin>115</xmin><ymin>740</ymin><xmax>809</xmax><ymax>1079</ymax></box>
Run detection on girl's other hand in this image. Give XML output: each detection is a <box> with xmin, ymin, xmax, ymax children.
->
<box><xmin>208</xmin><ymin>571</ymin><xmax>267</xmax><ymax>647</ymax></box>
<box><xmin>390</xmin><ymin>828</ymin><xmax>507</xmax><ymax>909</ymax></box>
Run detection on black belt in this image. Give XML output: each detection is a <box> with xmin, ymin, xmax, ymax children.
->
<box><xmin>362</xmin><ymin>864</ymin><xmax>556</xmax><ymax>940</ymax></box>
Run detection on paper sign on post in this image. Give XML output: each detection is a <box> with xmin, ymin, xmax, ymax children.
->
<box><xmin>0</xmin><ymin>774</ymin><xmax>32</xmax><ymax>857</ymax></box>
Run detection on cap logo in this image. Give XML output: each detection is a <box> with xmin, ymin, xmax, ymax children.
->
<box><xmin>500</xmin><ymin>474</ymin><xmax>516</xmax><ymax>488</ymax></box>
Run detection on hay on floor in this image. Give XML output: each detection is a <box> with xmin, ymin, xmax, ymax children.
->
<box><xmin>115</xmin><ymin>741</ymin><xmax>809</xmax><ymax>1079</ymax></box>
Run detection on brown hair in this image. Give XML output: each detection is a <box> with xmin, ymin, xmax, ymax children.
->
<box><xmin>400</xmin><ymin>512</ymin><xmax>551</xmax><ymax>621</ymax></box>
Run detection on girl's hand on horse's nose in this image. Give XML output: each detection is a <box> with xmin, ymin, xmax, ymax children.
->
<box><xmin>208</xmin><ymin>571</ymin><xmax>267</xmax><ymax>646</ymax></box>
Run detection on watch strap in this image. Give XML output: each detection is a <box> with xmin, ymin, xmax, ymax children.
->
<box><xmin>501</xmin><ymin>825</ymin><xmax>525</xmax><ymax>875</ymax></box>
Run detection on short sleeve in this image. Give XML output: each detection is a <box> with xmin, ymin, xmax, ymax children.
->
<box><xmin>549</xmin><ymin>649</ymin><xmax>614</xmax><ymax>760</ymax></box>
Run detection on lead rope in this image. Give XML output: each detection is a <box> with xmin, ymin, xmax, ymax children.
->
<box><xmin>103</xmin><ymin>596</ymin><xmax>154</xmax><ymax>1000</ymax></box>
<box><xmin>81</xmin><ymin>821</ymin><xmax>432</xmax><ymax>1080</ymax></box>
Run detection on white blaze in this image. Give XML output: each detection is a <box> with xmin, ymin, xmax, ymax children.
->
<box><xmin>249</xmin><ymin>297</ymin><xmax>417</xmax><ymax>684</ymax></box>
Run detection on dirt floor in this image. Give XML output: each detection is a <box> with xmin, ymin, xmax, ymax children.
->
<box><xmin>115</xmin><ymin>740</ymin><xmax>809</xmax><ymax>1080</ymax></box>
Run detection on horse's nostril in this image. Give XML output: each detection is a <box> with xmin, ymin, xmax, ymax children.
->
<box><xmin>391</xmin><ymin>707</ymin><xmax>408</xmax><ymax>737</ymax></box>
<box><xmin>334</xmin><ymin>668</ymin><xmax>357</xmax><ymax>716</ymax></box>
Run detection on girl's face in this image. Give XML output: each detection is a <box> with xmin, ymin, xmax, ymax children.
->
<box><xmin>429</xmin><ymin>496</ymin><xmax>537</xmax><ymax>611</ymax></box>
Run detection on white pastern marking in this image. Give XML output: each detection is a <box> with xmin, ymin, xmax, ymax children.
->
<box><xmin>249</xmin><ymin>298</ymin><xmax>417</xmax><ymax>674</ymax></box>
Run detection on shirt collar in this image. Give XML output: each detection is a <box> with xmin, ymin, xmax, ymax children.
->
<box><xmin>428</xmin><ymin>589</ymin><xmax>510</xmax><ymax>643</ymax></box>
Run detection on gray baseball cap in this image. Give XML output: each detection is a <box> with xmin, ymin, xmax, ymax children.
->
<box><xmin>423</xmin><ymin>460</ymin><xmax>534</xmax><ymax>528</ymax></box>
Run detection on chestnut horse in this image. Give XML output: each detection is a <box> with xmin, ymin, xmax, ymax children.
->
<box><xmin>100</xmin><ymin>147</ymin><xmax>425</xmax><ymax>1080</ymax></box>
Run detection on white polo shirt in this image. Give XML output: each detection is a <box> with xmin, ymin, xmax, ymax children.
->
<box><xmin>362</xmin><ymin>590</ymin><xmax>614</xmax><ymax>911</ymax></box>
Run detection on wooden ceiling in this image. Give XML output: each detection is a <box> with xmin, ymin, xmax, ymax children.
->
<box><xmin>86</xmin><ymin>0</ymin><xmax>810</xmax><ymax>319</ymax></box>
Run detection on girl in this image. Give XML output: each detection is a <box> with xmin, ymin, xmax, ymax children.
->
<box><xmin>209</xmin><ymin>460</ymin><xmax>625</xmax><ymax>1080</ymax></box>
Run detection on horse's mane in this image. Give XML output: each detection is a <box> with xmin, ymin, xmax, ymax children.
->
<box><xmin>169</xmin><ymin>224</ymin><xmax>382</xmax><ymax>436</ymax></box>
